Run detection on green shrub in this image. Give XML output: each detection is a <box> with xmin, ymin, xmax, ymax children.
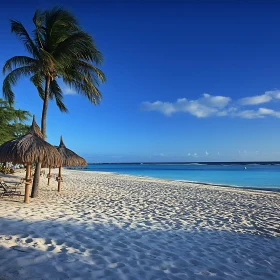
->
<box><xmin>0</xmin><ymin>165</ymin><xmax>15</xmax><ymax>174</ymax></box>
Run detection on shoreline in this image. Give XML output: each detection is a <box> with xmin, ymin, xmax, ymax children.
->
<box><xmin>70</xmin><ymin>168</ymin><xmax>280</xmax><ymax>195</ymax></box>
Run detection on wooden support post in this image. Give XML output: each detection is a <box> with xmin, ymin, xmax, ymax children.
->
<box><xmin>24</xmin><ymin>164</ymin><xmax>31</xmax><ymax>203</ymax></box>
<box><xmin>57</xmin><ymin>166</ymin><xmax>62</xmax><ymax>192</ymax></box>
<box><xmin>47</xmin><ymin>166</ymin><xmax>51</xmax><ymax>185</ymax></box>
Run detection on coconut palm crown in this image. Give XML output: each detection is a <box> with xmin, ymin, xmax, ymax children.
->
<box><xmin>3</xmin><ymin>7</ymin><xmax>106</xmax><ymax>138</ymax></box>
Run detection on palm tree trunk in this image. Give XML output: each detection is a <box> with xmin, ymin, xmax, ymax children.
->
<box><xmin>31</xmin><ymin>76</ymin><xmax>51</xmax><ymax>198</ymax></box>
<box><xmin>41</xmin><ymin>77</ymin><xmax>51</xmax><ymax>139</ymax></box>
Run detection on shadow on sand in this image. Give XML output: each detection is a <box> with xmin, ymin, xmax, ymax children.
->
<box><xmin>0</xmin><ymin>217</ymin><xmax>279</xmax><ymax>280</ymax></box>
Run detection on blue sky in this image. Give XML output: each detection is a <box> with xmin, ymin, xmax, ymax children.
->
<box><xmin>1</xmin><ymin>0</ymin><xmax>280</xmax><ymax>162</ymax></box>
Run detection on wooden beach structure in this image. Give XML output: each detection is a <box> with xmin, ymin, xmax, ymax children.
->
<box><xmin>55</xmin><ymin>136</ymin><xmax>87</xmax><ymax>192</ymax></box>
<box><xmin>0</xmin><ymin>117</ymin><xmax>62</xmax><ymax>203</ymax></box>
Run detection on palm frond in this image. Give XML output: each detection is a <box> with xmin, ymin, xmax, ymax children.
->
<box><xmin>10</xmin><ymin>20</ymin><xmax>39</xmax><ymax>58</ymax></box>
<box><xmin>54</xmin><ymin>32</ymin><xmax>103</xmax><ymax>65</ymax></box>
<box><xmin>33</xmin><ymin>9</ymin><xmax>46</xmax><ymax>49</ymax></box>
<box><xmin>3</xmin><ymin>66</ymin><xmax>34</xmax><ymax>104</ymax></box>
<box><xmin>45</xmin><ymin>6</ymin><xmax>79</xmax><ymax>34</ymax></box>
<box><xmin>33</xmin><ymin>9</ymin><xmax>44</xmax><ymax>26</ymax></box>
<box><xmin>3</xmin><ymin>56</ymin><xmax>37</xmax><ymax>74</ymax></box>
<box><xmin>49</xmin><ymin>80</ymin><xmax>68</xmax><ymax>112</ymax></box>
<box><xmin>63</xmin><ymin>71</ymin><xmax>102</xmax><ymax>105</ymax></box>
<box><xmin>39</xmin><ymin>48</ymin><xmax>63</xmax><ymax>75</ymax></box>
<box><xmin>44</xmin><ymin>7</ymin><xmax>79</xmax><ymax>51</ymax></box>
<box><xmin>30</xmin><ymin>74</ymin><xmax>44</xmax><ymax>99</ymax></box>
<box><xmin>75</xmin><ymin>60</ymin><xmax>106</xmax><ymax>83</ymax></box>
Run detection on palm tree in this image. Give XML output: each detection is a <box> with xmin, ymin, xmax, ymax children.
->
<box><xmin>2</xmin><ymin>7</ymin><xmax>106</xmax><ymax>197</ymax></box>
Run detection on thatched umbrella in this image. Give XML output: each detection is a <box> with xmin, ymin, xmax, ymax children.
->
<box><xmin>55</xmin><ymin>136</ymin><xmax>87</xmax><ymax>192</ymax></box>
<box><xmin>0</xmin><ymin>117</ymin><xmax>62</xmax><ymax>203</ymax></box>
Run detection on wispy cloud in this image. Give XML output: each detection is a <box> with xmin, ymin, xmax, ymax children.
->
<box><xmin>234</xmin><ymin>108</ymin><xmax>280</xmax><ymax>119</ymax></box>
<box><xmin>63</xmin><ymin>87</ymin><xmax>77</xmax><ymax>95</ymax></box>
<box><xmin>141</xmin><ymin>93</ymin><xmax>231</xmax><ymax>118</ymax></box>
<box><xmin>238</xmin><ymin>94</ymin><xmax>272</xmax><ymax>106</ymax></box>
<box><xmin>238</xmin><ymin>90</ymin><xmax>280</xmax><ymax>106</ymax></box>
<box><xmin>141</xmin><ymin>90</ymin><xmax>280</xmax><ymax>119</ymax></box>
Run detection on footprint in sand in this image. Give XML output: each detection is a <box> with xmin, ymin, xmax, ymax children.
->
<box><xmin>44</xmin><ymin>239</ymin><xmax>52</xmax><ymax>245</ymax></box>
<box><xmin>60</xmin><ymin>247</ymin><xmax>68</xmax><ymax>253</ymax></box>
<box><xmin>47</xmin><ymin>245</ymin><xmax>55</xmax><ymax>251</ymax></box>
<box><xmin>25</xmin><ymin>238</ymin><xmax>33</xmax><ymax>243</ymax></box>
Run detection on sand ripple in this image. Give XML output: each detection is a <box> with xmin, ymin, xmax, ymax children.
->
<box><xmin>0</xmin><ymin>170</ymin><xmax>279</xmax><ymax>279</ymax></box>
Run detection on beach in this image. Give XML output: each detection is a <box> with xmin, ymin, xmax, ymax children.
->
<box><xmin>0</xmin><ymin>169</ymin><xmax>280</xmax><ymax>280</ymax></box>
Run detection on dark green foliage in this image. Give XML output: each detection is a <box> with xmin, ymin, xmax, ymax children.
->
<box><xmin>0</xmin><ymin>164</ymin><xmax>15</xmax><ymax>174</ymax></box>
<box><xmin>0</xmin><ymin>98</ymin><xmax>31</xmax><ymax>145</ymax></box>
<box><xmin>3</xmin><ymin>6</ymin><xmax>106</xmax><ymax>110</ymax></box>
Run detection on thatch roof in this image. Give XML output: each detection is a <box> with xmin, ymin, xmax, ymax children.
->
<box><xmin>0</xmin><ymin>117</ymin><xmax>62</xmax><ymax>166</ymax></box>
<box><xmin>57</xmin><ymin>136</ymin><xmax>87</xmax><ymax>167</ymax></box>
<box><xmin>31</xmin><ymin>116</ymin><xmax>44</xmax><ymax>139</ymax></box>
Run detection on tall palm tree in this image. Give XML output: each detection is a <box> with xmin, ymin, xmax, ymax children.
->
<box><xmin>2</xmin><ymin>7</ymin><xmax>106</xmax><ymax>197</ymax></box>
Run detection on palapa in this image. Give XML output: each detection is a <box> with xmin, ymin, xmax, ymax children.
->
<box><xmin>0</xmin><ymin>116</ymin><xmax>62</xmax><ymax>203</ymax></box>
<box><xmin>58</xmin><ymin>136</ymin><xmax>87</xmax><ymax>167</ymax></box>
<box><xmin>55</xmin><ymin>136</ymin><xmax>86</xmax><ymax>192</ymax></box>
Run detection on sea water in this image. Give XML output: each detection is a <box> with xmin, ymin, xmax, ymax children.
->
<box><xmin>83</xmin><ymin>163</ymin><xmax>280</xmax><ymax>191</ymax></box>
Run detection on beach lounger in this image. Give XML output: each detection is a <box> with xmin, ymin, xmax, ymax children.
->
<box><xmin>0</xmin><ymin>181</ymin><xmax>21</xmax><ymax>198</ymax></box>
<box><xmin>0</xmin><ymin>178</ymin><xmax>24</xmax><ymax>190</ymax></box>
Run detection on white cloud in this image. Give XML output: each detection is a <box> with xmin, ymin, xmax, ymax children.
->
<box><xmin>188</xmin><ymin>153</ymin><xmax>191</xmax><ymax>156</ymax></box>
<box><xmin>63</xmin><ymin>87</ymin><xmax>77</xmax><ymax>95</ymax></box>
<box><xmin>238</xmin><ymin>94</ymin><xmax>272</xmax><ymax>105</ymax></box>
<box><xmin>235</xmin><ymin>108</ymin><xmax>280</xmax><ymax>119</ymax></box>
<box><xmin>142</xmin><ymin>93</ymin><xmax>231</xmax><ymax>118</ymax></box>
<box><xmin>238</xmin><ymin>90</ymin><xmax>280</xmax><ymax>106</ymax></box>
<box><xmin>205</xmin><ymin>151</ymin><xmax>209</xmax><ymax>156</ymax></box>
<box><xmin>200</xmin><ymin>93</ymin><xmax>231</xmax><ymax>108</ymax></box>
<box><xmin>141</xmin><ymin>101</ymin><xmax>175</xmax><ymax>116</ymax></box>
<box><xmin>258</xmin><ymin>107</ymin><xmax>280</xmax><ymax>118</ymax></box>
<box><xmin>267</xmin><ymin>90</ymin><xmax>280</xmax><ymax>99</ymax></box>
<box><xmin>141</xmin><ymin>89</ymin><xmax>280</xmax><ymax>119</ymax></box>
<box><xmin>235</xmin><ymin>110</ymin><xmax>265</xmax><ymax>119</ymax></box>
<box><xmin>193</xmin><ymin>153</ymin><xmax>198</xmax><ymax>157</ymax></box>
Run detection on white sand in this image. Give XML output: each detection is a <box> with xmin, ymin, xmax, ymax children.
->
<box><xmin>0</xmin><ymin>169</ymin><xmax>280</xmax><ymax>280</ymax></box>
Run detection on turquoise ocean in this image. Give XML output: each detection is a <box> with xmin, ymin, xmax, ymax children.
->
<box><xmin>83</xmin><ymin>163</ymin><xmax>280</xmax><ymax>192</ymax></box>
